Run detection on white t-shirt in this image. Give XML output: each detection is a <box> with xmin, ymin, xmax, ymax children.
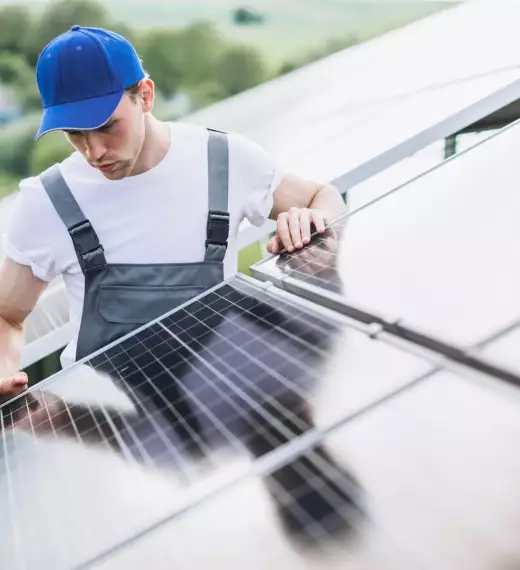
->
<box><xmin>4</xmin><ymin>122</ymin><xmax>283</xmax><ymax>368</ymax></box>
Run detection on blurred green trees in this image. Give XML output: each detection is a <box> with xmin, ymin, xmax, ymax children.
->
<box><xmin>0</xmin><ymin>0</ymin><xmax>365</xmax><ymax>184</ymax></box>
<box><xmin>0</xmin><ymin>0</ymin><xmax>271</xmax><ymax>110</ymax></box>
<box><xmin>0</xmin><ymin>0</ymin><xmax>281</xmax><ymax>182</ymax></box>
<box><xmin>0</xmin><ymin>53</ymin><xmax>32</xmax><ymax>85</ymax></box>
<box><xmin>29</xmin><ymin>132</ymin><xmax>72</xmax><ymax>176</ymax></box>
<box><xmin>217</xmin><ymin>45</ymin><xmax>267</xmax><ymax>96</ymax></box>
<box><xmin>0</xmin><ymin>5</ymin><xmax>32</xmax><ymax>55</ymax></box>
<box><xmin>0</xmin><ymin>113</ymin><xmax>41</xmax><ymax>177</ymax></box>
<box><xmin>25</xmin><ymin>0</ymin><xmax>109</xmax><ymax>65</ymax></box>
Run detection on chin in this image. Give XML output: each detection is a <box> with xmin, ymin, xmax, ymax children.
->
<box><xmin>102</xmin><ymin>170</ymin><xmax>126</xmax><ymax>181</ymax></box>
<box><xmin>100</xmin><ymin>163</ymin><xmax>128</xmax><ymax>181</ymax></box>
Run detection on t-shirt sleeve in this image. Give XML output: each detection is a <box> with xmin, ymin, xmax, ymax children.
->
<box><xmin>3</xmin><ymin>176</ymin><xmax>64</xmax><ymax>282</ymax></box>
<box><xmin>228</xmin><ymin>131</ymin><xmax>284</xmax><ymax>227</ymax></box>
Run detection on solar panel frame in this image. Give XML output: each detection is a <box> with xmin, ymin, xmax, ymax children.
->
<box><xmin>252</xmin><ymin>236</ymin><xmax>520</xmax><ymax>390</ymax></box>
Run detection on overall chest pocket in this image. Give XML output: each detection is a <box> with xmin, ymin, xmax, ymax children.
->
<box><xmin>96</xmin><ymin>284</ymin><xmax>206</xmax><ymax>324</ymax></box>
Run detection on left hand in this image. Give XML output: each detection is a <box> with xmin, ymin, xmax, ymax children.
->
<box><xmin>266</xmin><ymin>207</ymin><xmax>326</xmax><ymax>255</ymax></box>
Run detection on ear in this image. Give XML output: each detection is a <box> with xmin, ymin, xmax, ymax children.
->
<box><xmin>140</xmin><ymin>78</ymin><xmax>155</xmax><ymax>113</ymax></box>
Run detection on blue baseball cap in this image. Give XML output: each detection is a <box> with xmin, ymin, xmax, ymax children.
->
<box><xmin>35</xmin><ymin>25</ymin><xmax>145</xmax><ymax>140</ymax></box>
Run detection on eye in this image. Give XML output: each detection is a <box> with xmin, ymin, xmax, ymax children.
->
<box><xmin>98</xmin><ymin>121</ymin><xmax>116</xmax><ymax>132</ymax></box>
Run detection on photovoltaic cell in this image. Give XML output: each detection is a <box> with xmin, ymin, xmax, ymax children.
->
<box><xmin>0</xmin><ymin>276</ymin><xmax>434</xmax><ymax>570</ymax></box>
<box><xmin>87</xmin><ymin>355</ymin><xmax>520</xmax><ymax>570</ymax></box>
<box><xmin>252</xmin><ymin>119</ymin><xmax>520</xmax><ymax>381</ymax></box>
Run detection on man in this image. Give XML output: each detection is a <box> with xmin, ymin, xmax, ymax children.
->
<box><xmin>0</xmin><ymin>25</ymin><xmax>346</xmax><ymax>402</ymax></box>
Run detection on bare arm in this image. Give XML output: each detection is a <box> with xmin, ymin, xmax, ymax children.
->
<box><xmin>0</xmin><ymin>260</ymin><xmax>143</xmax><ymax>452</ymax></box>
<box><xmin>0</xmin><ymin>257</ymin><xmax>49</xmax><ymax>399</ymax></box>
<box><xmin>0</xmin><ymin>261</ymin><xmax>131</xmax><ymax>448</ymax></box>
<box><xmin>269</xmin><ymin>174</ymin><xmax>346</xmax><ymax>221</ymax></box>
<box><xmin>268</xmin><ymin>174</ymin><xmax>346</xmax><ymax>254</ymax></box>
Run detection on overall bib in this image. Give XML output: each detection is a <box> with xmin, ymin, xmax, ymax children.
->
<box><xmin>40</xmin><ymin>129</ymin><xmax>230</xmax><ymax>362</ymax></box>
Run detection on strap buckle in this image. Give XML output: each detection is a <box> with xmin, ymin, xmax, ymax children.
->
<box><xmin>69</xmin><ymin>220</ymin><xmax>106</xmax><ymax>273</ymax></box>
<box><xmin>81</xmin><ymin>247</ymin><xmax>106</xmax><ymax>273</ymax></box>
<box><xmin>205</xmin><ymin>211</ymin><xmax>229</xmax><ymax>248</ymax></box>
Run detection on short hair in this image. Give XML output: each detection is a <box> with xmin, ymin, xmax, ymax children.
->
<box><xmin>125</xmin><ymin>71</ymin><xmax>150</xmax><ymax>101</ymax></box>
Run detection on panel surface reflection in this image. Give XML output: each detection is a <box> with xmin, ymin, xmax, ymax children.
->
<box><xmin>0</xmin><ymin>277</ymin><xmax>430</xmax><ymax>570</ymax></box>
<box><xmin>254</xmin><ymin>120</ymin><xmax>520</xmax><ymax>352</ymax></box>
<box><xmin>99</xmin><ymin>366</ymin><xmax>520</xmax><ymax>570</ymax></box>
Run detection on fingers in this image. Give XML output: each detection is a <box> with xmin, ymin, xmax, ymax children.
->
<box><xmin>13</xmin><ymin>372</ymin><xmax>28</xmax><ymax>385</ymax></box>
<box><xmin>277</xmin><ymin>212</ymin><xmax>295</xmax><ymax>253</ymax></box>
<box><xmin>311</xmin><ymin>210</ymin><xmax>326</xmax><ymax>234</ymax></box>
<box><xmin>0</xmin><ymin>374</ymin><xmax>30</xmax><ymax>432</ymax></box>
<box><xmin>276</xmin><ymin>208</ymin><xmax>314</xmax><ymax>253</ymax></box>
<box><xmin>267</xmin><ymin>234</ymin><xmax>282</xmax><ymax>255</ymax></box>
<box><xmin>269</xmin><ymin>209</ymin><xmax>329</xmax><ymax>256</ymax></box>
<box><xmin>299</xmin><ymin>209</ymin><xmax>312</xmax><ymax>245</ymax></box>
<box><xmin>288</xmin><ymin>208</ymin><xmax>303</xmax><ymax>250</ymax></box>
<box><xmin>0</xmin><ymin>372</ymin><xmax>28</xmax><ymax>401</ymax></box>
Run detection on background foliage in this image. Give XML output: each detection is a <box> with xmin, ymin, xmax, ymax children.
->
<box><xmin>0</xmin><ymin>0</ymin><xmax>451</xmax><ymax>189</ymax></box>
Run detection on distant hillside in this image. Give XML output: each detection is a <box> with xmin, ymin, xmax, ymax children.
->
<box><xmin>100</xmin><ymin>0</ymin><xmax>454</xmax><ymax>29</ymax></box>
<box><xmin>107</xmin><ymin>0</ymin><xmax>455</xmax><ymax>69</ymax></box>
<box><xmin>2</xmin><ymin>0</ymin><xmax>456</xmax><ymax>69</ymax></box>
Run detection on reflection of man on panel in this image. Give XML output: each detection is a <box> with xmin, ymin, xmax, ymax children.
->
<box><xmin>3</xmin><ymin>295</ymin><xmax>361</xmax><ymax>545</ymax></box>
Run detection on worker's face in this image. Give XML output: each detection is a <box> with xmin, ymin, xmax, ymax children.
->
<box><xmin>63</xmin><ymin>79</ymin><xmax>154</xmax><ymax>180</ymax></box>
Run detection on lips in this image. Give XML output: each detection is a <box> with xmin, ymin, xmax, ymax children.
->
<box><xmin>97</xmin><ymin>162</ymin><xmax>116</xmax><ymax>172</ymax></box>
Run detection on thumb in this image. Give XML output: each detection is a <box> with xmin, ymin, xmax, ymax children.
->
<box><xmin>12</xmin><ymin>372</ymin><xmax>28</xmax><ymax>384</ymax></box>
<box><xmin>0</xmin><ymin>373</ymin><xmax>28</xmax><ymax>394</ymax></box>
<box><xmin>267</xmin><ymin>235</ymin><xmax>281</xmax><ymax>255</ymax></box>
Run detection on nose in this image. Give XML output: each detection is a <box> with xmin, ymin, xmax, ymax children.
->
<box><xmin>83</xmin><ymin>132</ymin><xmax>107</xmax><ymax>163</ymax></box>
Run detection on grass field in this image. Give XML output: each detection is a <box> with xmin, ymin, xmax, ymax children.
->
<box><xmin>238</xmin><ymin>240</ymin><xmax>265</xmax><ymax>276</ymax></box>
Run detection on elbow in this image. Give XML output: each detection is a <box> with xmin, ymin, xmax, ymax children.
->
<box><xmin>0</xmin><ymin>313</ymin><xmax>25</xmax><ymax>334</ymax></box>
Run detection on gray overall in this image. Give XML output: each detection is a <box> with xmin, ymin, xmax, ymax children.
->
<box><xmin>39</xmin><ymin>129</ymin><xmax>230</xmax><ymax>362</ymax></box>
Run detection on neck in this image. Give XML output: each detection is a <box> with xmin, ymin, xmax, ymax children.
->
<box><xmin>130</xmin><ymin>114</ymin><xmax>170</xmax><ymax>176</ymax></box>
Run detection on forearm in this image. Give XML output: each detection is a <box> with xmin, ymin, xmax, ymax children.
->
<box><xmin>0</xmin><ymin>316</ymin><xmax>24</xmax><ymax>377</ymax></box>
<box><xmin>309</xmin><ymin>184</ymin><xmax>347</xmax><ymax>221</ymax></box>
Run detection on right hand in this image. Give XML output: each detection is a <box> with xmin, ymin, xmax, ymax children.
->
<box><xmin>0</xmin><ymin>371</ymin><xmax>28</xmax><ymax>404</ymax></box>
<box><xmin>276</xmin><ymin>227</ymin><xmax>340</xmax><ymax>275</ymax></box>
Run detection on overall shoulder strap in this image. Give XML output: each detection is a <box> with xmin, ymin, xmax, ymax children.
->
<box><xmin>205</xmin><ymin>128</ymin><xmax>230</xmax><ymax>262</ymax></box>
<box><xmin>40</xmin><ymin>164</ymin><xmax>107</xmax><ymax>274</ymax></box>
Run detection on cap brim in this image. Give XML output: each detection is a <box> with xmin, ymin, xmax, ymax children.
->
<box><xmin>35</xmin><ymin>89</ymin><xmax>125</xmax><ymax>141</ymax></box>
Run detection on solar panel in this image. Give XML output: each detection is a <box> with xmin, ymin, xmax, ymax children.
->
<box><xmin>0</xmin><ymin>275</ymin><xmax>443</xmax><ymax>570</ymax></box>
<box><xmin>252</xmin><ymin>118</ymin><xmax>520</xmax><ymax>384</ymax></box>
<box><xmin>5</xmin><ymin>118</ymin><xmax>520</xmax><ymax>569</ymax></box>
<box><xmin>61</xmin><ymin>348</ymin><xmax>520</xmax><ymax>570</ymax></box>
